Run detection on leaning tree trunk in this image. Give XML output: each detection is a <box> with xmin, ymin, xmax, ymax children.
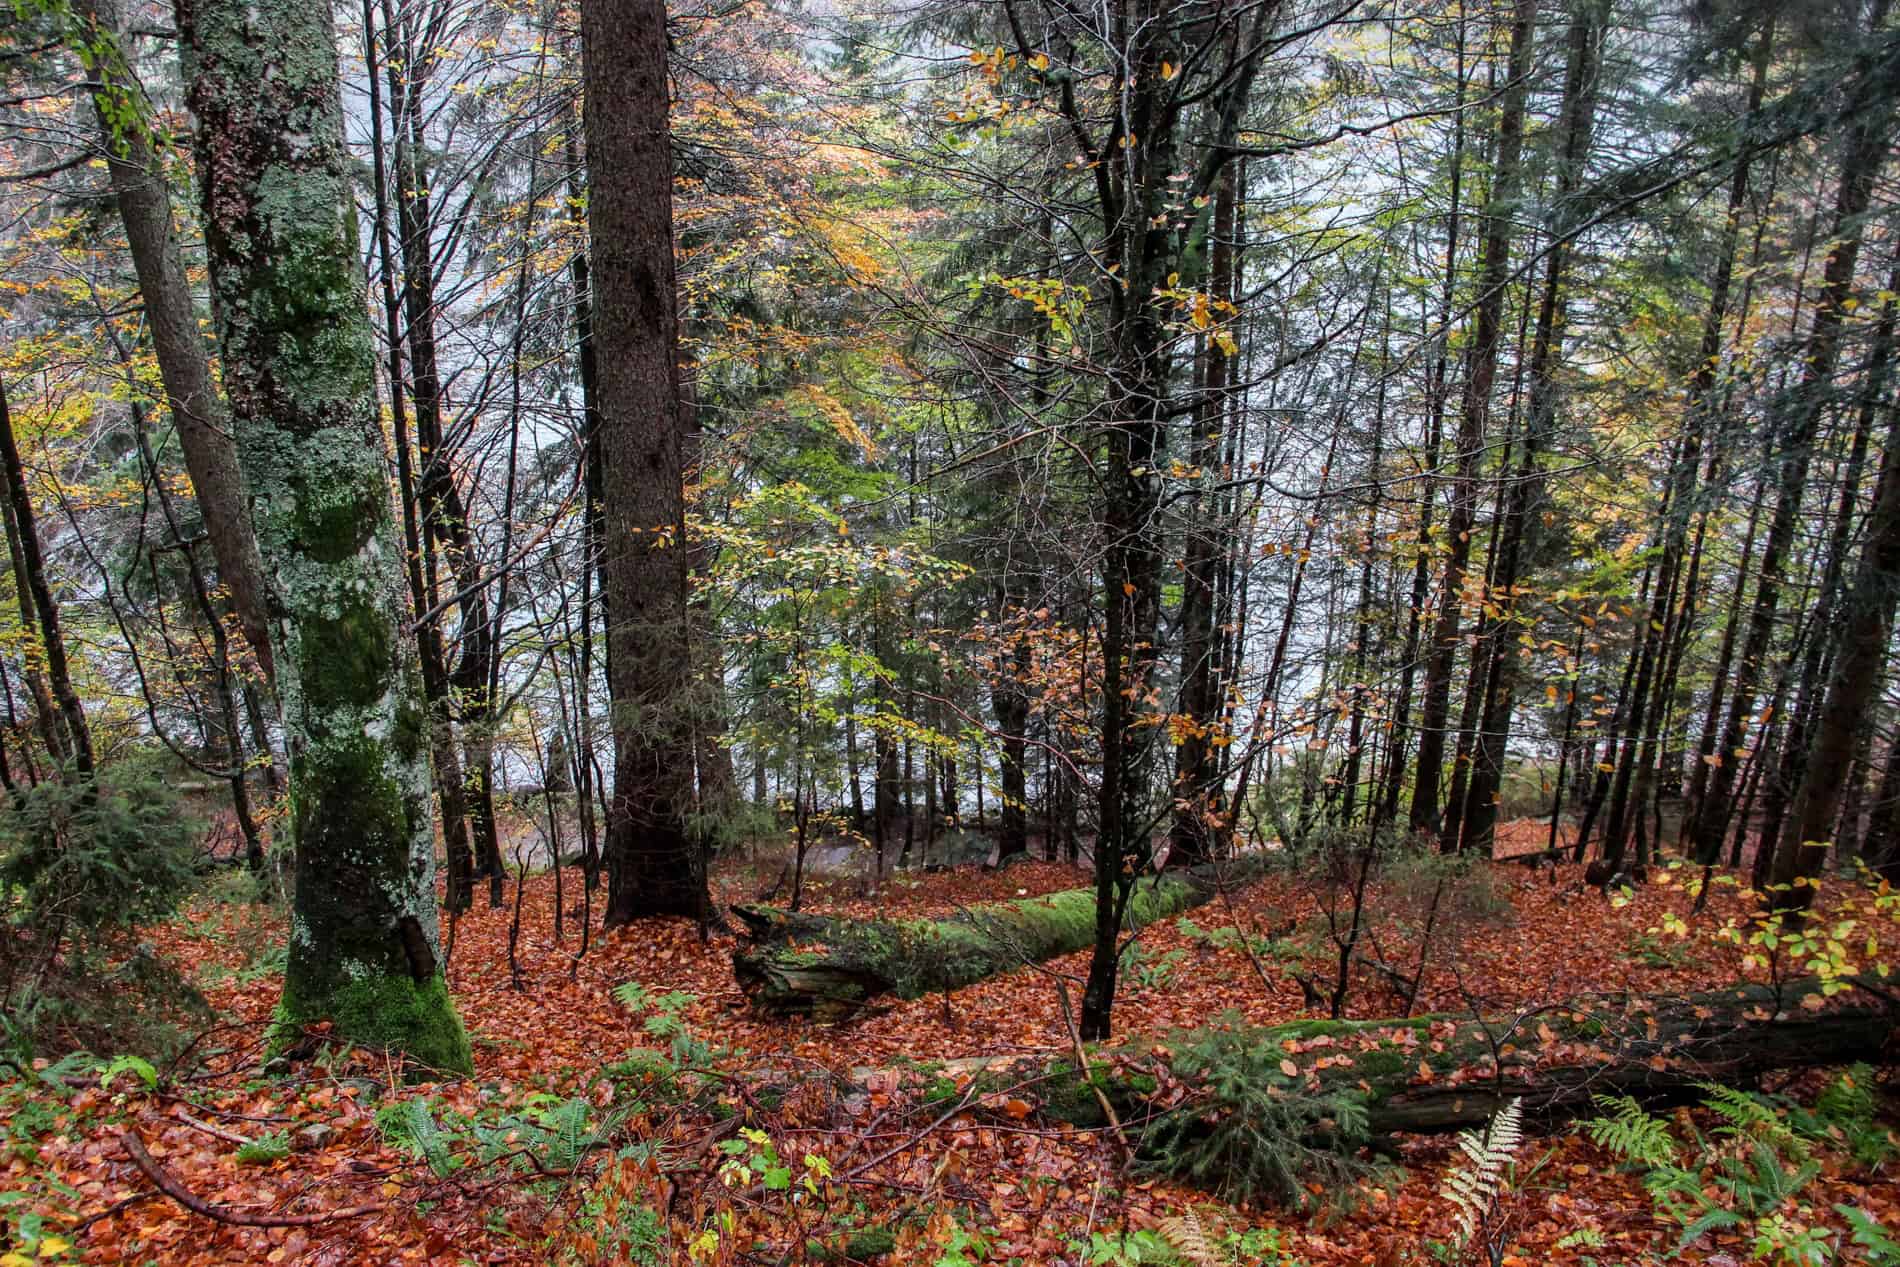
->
<box><xmin>582</xmin><ymin>0</ymin><xmax>706</xmax><ymax>924</ymax></box>
<box><xmin>177</xmin><ymin>0</ymin><xmax>469</xmax><ymax>1072</ymax></box>
<box><xmin>731</xmin><ymin>854</ymin><xmax>1273</xmax><ymax>1016</ymax></box>
<box><xmin>1768</xmin><ymin>295</ymin><xmax>1900</xmax><ymax>908</ymax></box>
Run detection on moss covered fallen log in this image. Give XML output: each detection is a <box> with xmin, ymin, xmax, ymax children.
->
<box><xmin>905</xmin><ymin>976</ymin><xmax>1897</xmax><ymax>1205</ymax></box>
<box><xmin>731</xmin><ymin>855</ymin><xmax>1272</xmax><ymax>1016</ymax></box>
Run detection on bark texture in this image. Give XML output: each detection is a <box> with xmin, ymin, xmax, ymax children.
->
<box><xmin>1409</xmin><ymin>0</ymin><xmax>1536</xmax><ymax>839</ymax></box>
<box><xmin>580</xmin><ymin>0</ymin><xmax>706</xmax><ymax>924</ymax></box>
<box><xmin>177</xmin><ymin>0</ymin><xmax>468</xmax><ymax>1072</ymax></box>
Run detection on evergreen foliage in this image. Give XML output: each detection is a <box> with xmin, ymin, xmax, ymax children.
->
<box><xmin>0</xmin><ymin>757</ymin><xmax>209</xmax><ymax>1062</ymax></box>
<box><xmin>1138</xmin><ymin>1022</ymin><xmax>1375</xmax><ymax>1210</ymax></box>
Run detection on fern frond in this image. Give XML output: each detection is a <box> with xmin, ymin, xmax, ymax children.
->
<box><xmin>1672</xmin><ymin>1204</ymin><xmax>1743</xmax><ymax>1255</ymax></box>
<box><xmin>546</xmin><ymin>1097</ymin><xmax>591</xmax><ymax>1171</ymax></box>
<box><xmin>1695</xmin><ymin>1081</ymin><xmax>1804</xmax><ymax>1159</ymax></box>
<box><xmin>1586</xmin><ymin>1095</ymin><xmax>1677</xmax><ymax>1168</ymax></box>
<box><xmin>1441</xmin><ymin>1098</ymin><xmax>1524</xmax><ymax>1249</ymax></box>
<box><xmin>405</xmin><ymin>1098</ymin><xmax>456</xmax><ymax>1177</ymax></box>
<box><xmin>1157</xmin><ymin>1207</ymin><xmax>1218</xmax><ymax>1267</ymax></box>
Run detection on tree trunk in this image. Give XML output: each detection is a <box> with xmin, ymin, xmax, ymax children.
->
<box><xmin>1168</xmin><ymin>166</ymin><xmax>1239</xmax><ymax>865</ymax></box>
<box><xmin>178</xmin><ymin>0</ymin><xmax>468</xmax><ymax>1072</ymax></box>
<box><xmin>358</xmin><ymin>0</ymin><xmax>477</xmax><ymax>915</ymax></box>
<box><xmin>1409</xmin><ymin>0</ymin><xmax>1537</xmax><ymax>838</ymax></box>
<box><xmin>582</xmin><ymin>0</ymin><xmax>706</xmax><ymax>924</ymax></box>
<box><xmin>1379</xmin><ymin>9</ymin><xmax>1470</xmax><ymax>835</ymax></box>
<box><xmin>1692</xmin><ymin>0</ymin><xmax>1895</xmax><ymax>864</ymax></box>
<box><xmin>0</xmin><ymin>380</ymin><xmax>92</xmax><ymax>777</ymax></box>
<box><xmin>1</xmin><ymin>477</ymin><xmax>66</xmax><ymax>770</ymax></box>
<box><xmin>732</xmin><ymin>854</ymin><xmax>1272</xmax><ymax>1016</ymax></box>
<box><xmin>1458</xmin><ymin>0</ymin><xmax>1601</xmax><ymax>853</ymax></box>
<box><xmin>993</xmin><ymin>605</ymin><xmax>1031</xmax><ymax>863</ymax></box>
<box><xmin>942</xmin><ymin>978</ymin><xmax>1900</xmax><ymax>1145</ymax></box>
<box><xmin>75</xmin><ymin>0</ymin><xmax>276</xmax><ymax>686</ymax></box>
<box><xmin>1769</xmin><ymin>294</ymin><xmax>1900</xmax><ymax>907</ymax></box>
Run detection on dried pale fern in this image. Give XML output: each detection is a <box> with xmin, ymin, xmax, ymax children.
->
<box><xmin>1157</xmin><ymin>1206</ymin><xmax>1219</xmax><ymax>1267</ymax></box>
<box><xmin>1441</xmin><ymin>1097</ymin><xmax>1524</xmax><ymax>1254</ymax></box>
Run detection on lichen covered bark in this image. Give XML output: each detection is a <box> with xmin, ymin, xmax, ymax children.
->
<box><xmin>177</xmin><ymin>0</ymin><xmax>469</xmax><ymax>1073</ymax></box>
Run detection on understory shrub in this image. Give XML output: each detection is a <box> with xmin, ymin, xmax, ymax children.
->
<box><xmin>0</xmin><ymin>756</ymin><xmax>208</xmax><ymax>1064</ymax></box>
<box><xmin>1139</xmin><ymin>1019</ymin><xmax>1376</xmax><ymax>1210</ymax></box>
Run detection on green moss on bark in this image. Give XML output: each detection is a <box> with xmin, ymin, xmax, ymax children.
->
<box><xmin>276</xmin><ymin>972</ymin><xmax>471</xmax><ymax>1075</ymax></box>
<box><xmin>734</xmin><ymin>853</ymin><xmax>1274</xmax><ymax>1014</ymax></box>
<box><xmin>179</xmin><ymin>0</ymin><xmax>468</xmax><ymax>1077</ymax></box>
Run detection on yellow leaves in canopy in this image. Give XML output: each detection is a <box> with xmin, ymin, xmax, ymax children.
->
<box><xmin>788</xmin><ymin>385</ymin><xmax>879</xmax><ymax>460</ymax></box>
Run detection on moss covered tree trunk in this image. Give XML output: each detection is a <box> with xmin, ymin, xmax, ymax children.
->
<box><xmin>732</xmin><ymin>855</ymin><xmax>1270</xmax><ymax>1016</ymax></box>
<box><xmin>177</xmin><ymin>0</ymin><xmax>469</xmax><ymax>1073</ymax></box>
<box><xmin>580</xmin><ymin>0</ymin><xmax>707</xmax><ymax>925</ymax></box>
<box><xmin>930</xmin><ymin>977</ymin><xmax>1900</xmax><ymax>1141</ymax></box>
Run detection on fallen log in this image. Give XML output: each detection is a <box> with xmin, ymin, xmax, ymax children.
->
<box><xmin>731</xmin><ymin>854</ymin><xmax>1273</xmax><ymax>1016</ymax></box>
<box><xmin>895</xmin><ymin>976</ymin><xmax>1900</xmax><ymax>1205</ymax></box>
<box><xmin>949</xmin><ymin>976</ymin><xmax>1897</xmax><ymax>1137</ymax></box>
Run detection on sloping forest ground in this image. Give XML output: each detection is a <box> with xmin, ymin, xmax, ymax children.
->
<box><xmin>6</xmin><ymin>822</ymin><xmax>1899</xmax><ymax>1267</ymax></box>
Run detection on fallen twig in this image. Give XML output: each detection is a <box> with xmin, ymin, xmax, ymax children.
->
<box><xmin>118</xmin><ymin>1131</ymin><xmax>385</xmax><ymax>1227</ymax></box>
<box><xmin>172</xmin><ymin>1109</ymin><xmax>253</xmax><ymax>1148</ymax></box>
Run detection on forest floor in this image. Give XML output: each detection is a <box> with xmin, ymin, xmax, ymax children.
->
<box><xmin>6</xmin><ymin>823</ymin><xmax>1899</xmax><ymax>1266</ymax></box>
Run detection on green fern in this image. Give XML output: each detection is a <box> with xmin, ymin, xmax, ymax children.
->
<box><xmin>1815</xmin><ymin>1064</ymin><xmax>1878</xmax><ymax>1126</ymax></box>
<box><xmin>1837</xmin><ymin>1205</ymin><xmax>1900</xmax><ymax>1265</ymax></box>
<box><xmin>1441</xmin><ymin>1097</ymin><xmax>1524</xmax><ymax>1252</ymax></box>
<box><xmin>542</xmin><ymin>1097</ymin><xmax>594</xmax><ymax>1172</ymax></box>
<box><xmin>1695</xmin><ymin>1081</ymin><xmax>1807</xmax><ymax>1161</ymax></box>
<box><xmin>400</xmin><ymin>1101</ymin><xmax>456</xmax><ymax>1177</ymax></box>
<box><xmin>1717</xmin><ymin>1139</ymin><xmax>1818</xmax><ymax>1215</ymax></box>
<box><xmin>235</xmin><ymin>1132</ymin><xmax>291</xmax><ymax>1165</ymax></box>
<box><xmin>1586</xmin><ymin>1095</ymin><xmax>1677</xmax><ymax>1168</ymax></box>
<box><xmin>1803</xmin><ymin>1065</ymin><xmax>1896</xmax><ymax>1167</ymax></box>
